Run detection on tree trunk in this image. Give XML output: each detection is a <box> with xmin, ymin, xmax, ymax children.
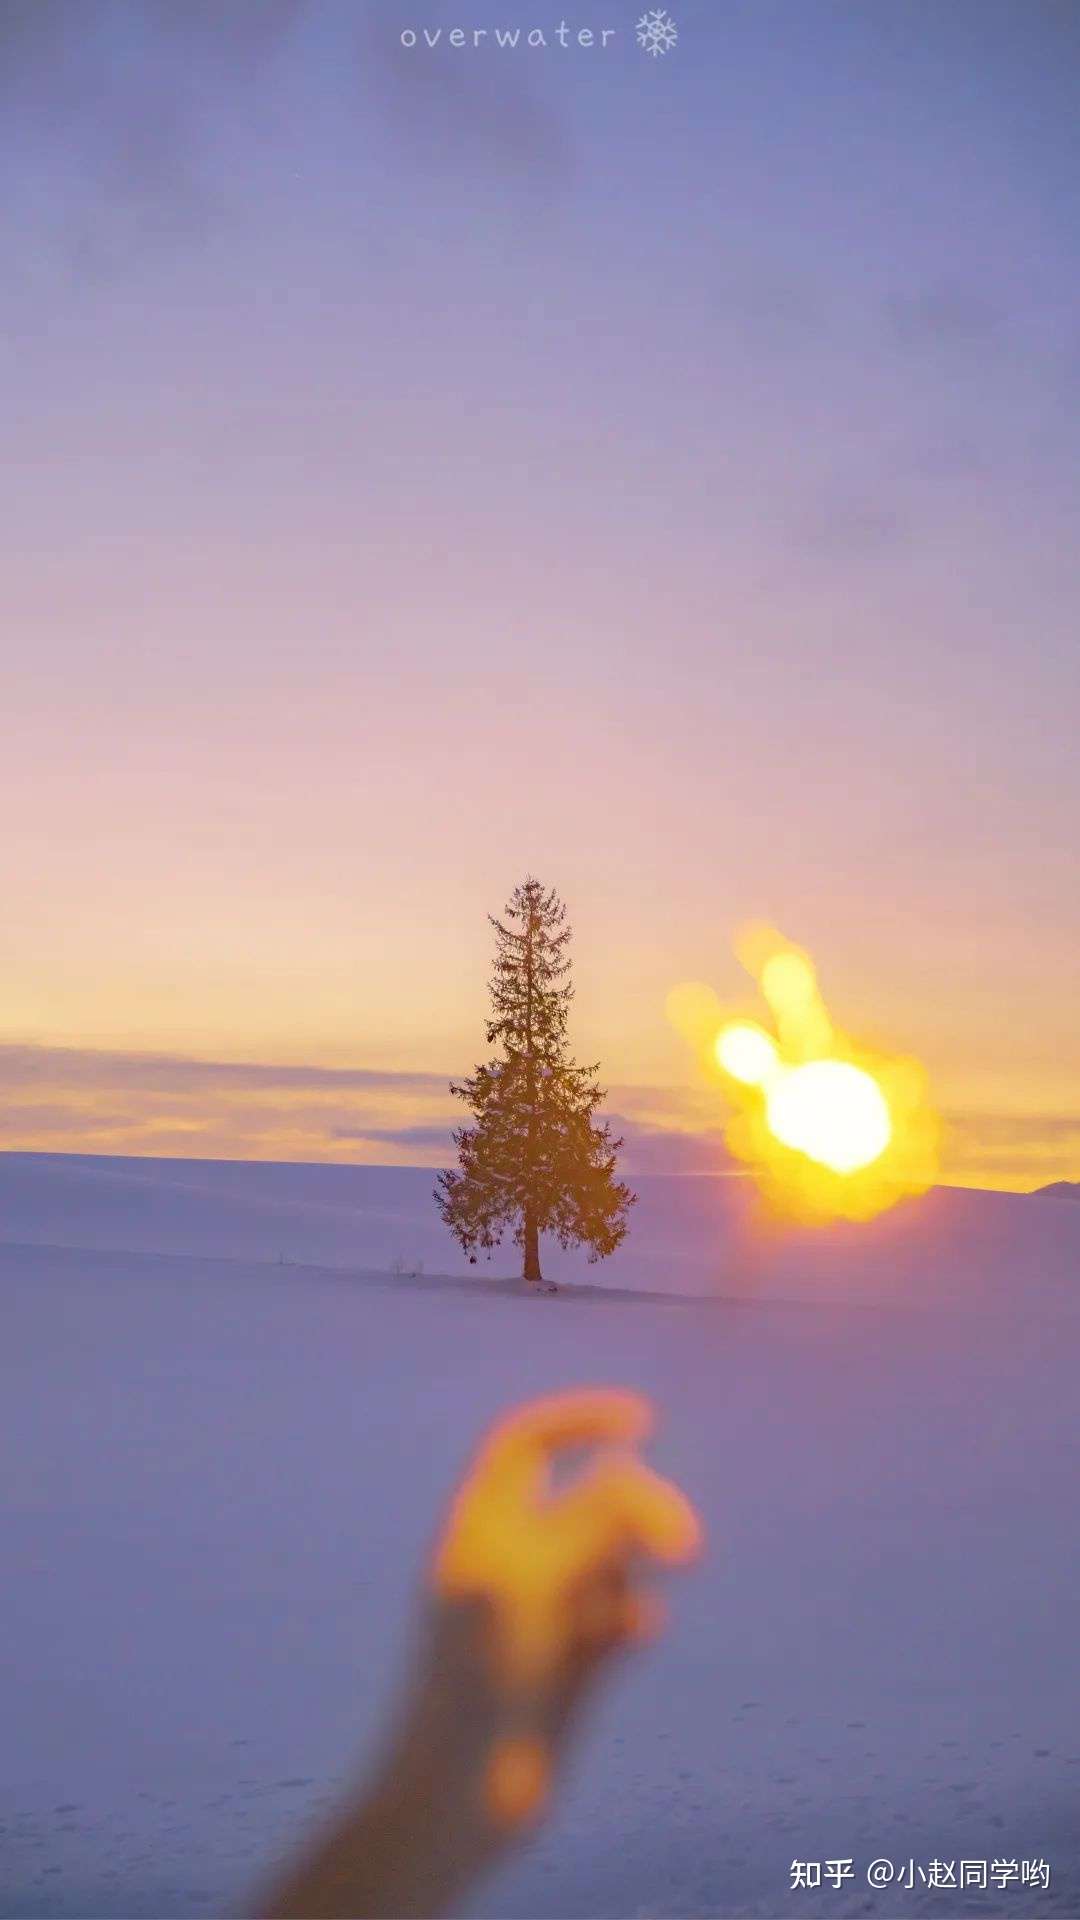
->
<box><xmin>522</xmin><ymin>1207</ymin><xmax>542</xmax><ymax>1283</ymax></box>
<box><xmin>522</xmin><ymin>898</ymin><xmax>541</xmax><ymax>1284</ymax></box>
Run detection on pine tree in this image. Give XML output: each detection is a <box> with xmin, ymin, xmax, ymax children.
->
<box><xmin>435</xmin><ymin>877</ymin><xmax>636</xmax><ymax>1287</ymax></box>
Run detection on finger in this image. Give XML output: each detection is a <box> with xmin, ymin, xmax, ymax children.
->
<box><xmin>479</xmin><ymin>1389</ymin><xmax>654</xmax><ymax>1476</ymax></box>
<box><xmin>571</xmin><ymin>1567</ymin><xmax>669</xmax><ymax>1660</ymax></box>
<box><xmin>553</xmin><ymin>1453</ymin><xmax>704</xmax><ymax>1569</ymax></box>
<box><xmin>434</xmin><ymin>1397</ymin><xmax>656</xmax><ymax>1590</ymax></box>
<box><xmin>574</xmin><ymin>1564</ymin><xmax>631</xmax><ymax>1649</ymax></box>
<box><xmin>550</xmin><ymin>1576</ymin><xmax>668</xmax><ymax>1739</ymax></box>
<box><xmin>563</xmin><ymin>1587</ymin><xmax>668</xmax><ymax>1708</ymax></box>
<box><xmin>613</xmin><ymin>1457</ymin><xmax>703</xmax><ymax>1564</ymax></box>
<box><xmin>621</xmin><ymin>1589</ymin><xmax>667</xmax><ymax>1645</ymax></box>
<box><xmin>468</xmin><ymin>1390</ymin><xmax>654</xmax><ymax>1511</ymax></box>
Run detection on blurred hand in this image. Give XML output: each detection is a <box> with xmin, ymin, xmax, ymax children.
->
<box><xmin>431</xmin><ymin>1387</ymin><xmax>702</xmax><ymax>1826</ymax></box>
<box><xmin>262</xmin><ymin>1388</ymin><xmax>701</xmax><ymax>1919</ymax></box>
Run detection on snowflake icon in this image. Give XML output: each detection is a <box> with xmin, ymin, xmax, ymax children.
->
<box><xmin>636</xmin><ymin>6</ymin><xmax>678</xmax><ymax>55</ymax></box>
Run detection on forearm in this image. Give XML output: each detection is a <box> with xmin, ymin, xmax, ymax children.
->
<box><xmin>260</xmin><ymin>1735</ymin><xmax>503</xmax><ymax>1920</ymax></box>
<box><xmin>261</xmin><ymin>1752</ymin><xmax>495</xmax><ymax>1919</ymax></box>
<box><xmin>259</xmin><ymin>1627</ymin><xmax>510</xmax><ymax>1920</ymax></box>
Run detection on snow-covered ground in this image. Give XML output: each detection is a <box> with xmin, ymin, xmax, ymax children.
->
<box><xmin>3</xmin><ymin>1153</ymin><xmax>1079</xmax><ymax>1917</ymax></box>
<box><xmin>4</xmin><ymin>1150</ymin><xmax>1079</xmax><ymax>1313</ymax></box>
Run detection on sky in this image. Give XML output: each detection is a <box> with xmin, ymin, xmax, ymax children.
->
<box><xmin>2</xmin><ymin>0</ymin><xmax>1078</xmax><ymax>1189</ymax></box>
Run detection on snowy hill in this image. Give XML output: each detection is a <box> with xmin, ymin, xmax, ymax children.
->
<box><xmin>2</xmin><ymin>1150</ymin><xmax>1079</xmax><ymax>1313</ymax></box>
<box><xmin>2</xmin><ymin>1154</ymin><xmax>1079</xmax><ymax>1917</ymax></box>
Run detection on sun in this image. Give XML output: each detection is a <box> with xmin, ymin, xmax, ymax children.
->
<box><xmin>673</xmin><ymin>927</ymin><xmax>939</xmax><ymax>1220</ymax></box>
<box><xmin>766</xmin><ymin>1058</ymin><xmax>892</xmax><ymax>1174</ymax></box>
<box><xmin>714</xmin><ymin>1023</ymin><xmax>891</xmax><ymax>1174</ymax></box>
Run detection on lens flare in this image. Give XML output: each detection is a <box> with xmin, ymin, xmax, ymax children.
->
<box><xmin>672</xmin><ymin>928</ymin><xmax>938</xmax><ymax>1220</ymax></box>
<box><xmin>714</xmin><ymin>1023</ymin><xmax>777</xmax><ymax>1086</ymax></box>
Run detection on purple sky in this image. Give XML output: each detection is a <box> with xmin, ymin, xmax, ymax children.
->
<box><xmin>3</xmin><ymin>1</ymin><xmax>1078</xmax><ymax>1187</ymax></box>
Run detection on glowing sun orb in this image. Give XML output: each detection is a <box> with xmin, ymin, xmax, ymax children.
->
<box><xmin>715</xmin><ymin>1020</ymin><xmax>893</xmax><ymax>1175</ymax></box>
<box><xmin>766</xmin><ymin>1058</ymin><xmax>892</xmax><ymax>1174</ymax></box>
<box><xmin>669</xmin><ymin>929</ymin><xmax>938</xmax><ymax>1220</ymax></box>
